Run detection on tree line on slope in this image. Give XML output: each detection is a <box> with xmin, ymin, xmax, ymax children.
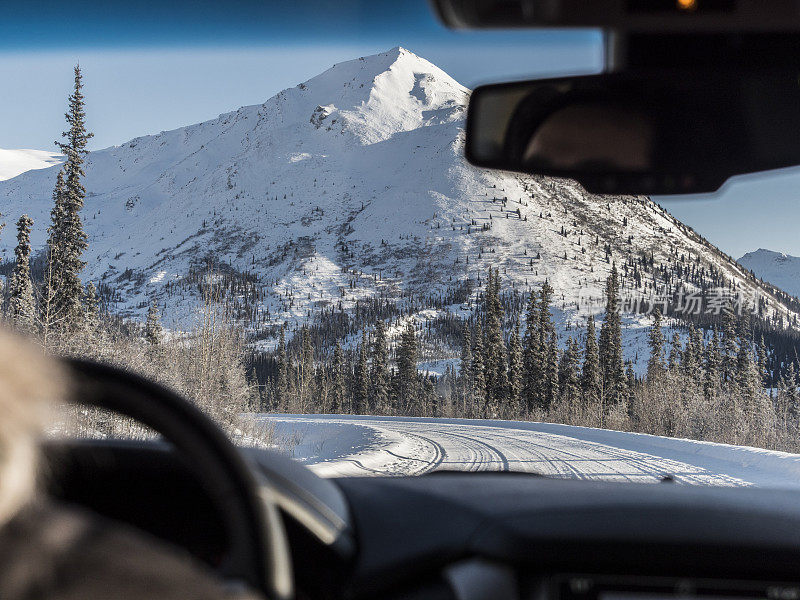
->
<box><xmin>263</xmin><ymin>265</ymin><xmax>800</xmax><ymax>453</ymax></box>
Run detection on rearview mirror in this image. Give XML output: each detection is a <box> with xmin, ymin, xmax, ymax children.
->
<box><xmin>466</xmin><ymin>70</ymin><xmax>800</xmax><ymax>194</ymax></box>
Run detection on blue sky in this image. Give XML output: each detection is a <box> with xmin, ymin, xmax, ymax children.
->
<box><xmin>1</xmin><ymin>0</ymin><xmax>796</xmax><ymax>259</ymax></box>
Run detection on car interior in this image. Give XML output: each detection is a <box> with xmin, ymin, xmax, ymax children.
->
<box><xmin>31</xmin><ymin>3</ymin><xmax>800</xmax><ymax>599</ymax></box>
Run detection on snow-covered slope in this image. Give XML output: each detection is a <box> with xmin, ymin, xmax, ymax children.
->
<box><xmin>0</xmin><ymin>148</ymin><xmax>62</xmax><ymax>181</ymax></box>
<box><xmin>0</xmin><ymin>47</ymin><xmax>796</xmax><ymax>341</ymax></box>
<box><xmin>739</xmin><ymin>249</ymin><xmax>800</xmax><ymax>299</ymax></box>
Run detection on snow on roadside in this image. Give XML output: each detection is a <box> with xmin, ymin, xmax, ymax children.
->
<box><xmin>259</xmin><ymin>414</ymin><xmax>800</xmax><ymax>488</ymax></box>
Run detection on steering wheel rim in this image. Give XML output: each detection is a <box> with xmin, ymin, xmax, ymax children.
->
<box><xmin>62</xmin><ymin>357</ymin><xmax>293</xmax><ymax>600</ymax></box>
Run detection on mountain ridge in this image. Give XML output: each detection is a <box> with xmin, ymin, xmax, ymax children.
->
<box><xmin>0</xmin><ymin>47</ymin><xmax>798</xmax><ymax>359</ymax></box>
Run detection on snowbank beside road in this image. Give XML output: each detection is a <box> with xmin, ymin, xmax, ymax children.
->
<box><xmin>260</xmin><ymin>414</ymin><xmax>800</xmax><ymax>488</ymax></box>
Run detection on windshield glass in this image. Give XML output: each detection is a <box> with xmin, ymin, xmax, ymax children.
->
<box><xmin>3</xmin><ymin>0</ymin><xmax>800</xmax><ymax>488</ymax></box>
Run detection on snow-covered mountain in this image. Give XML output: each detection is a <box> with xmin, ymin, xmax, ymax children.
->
<box><xmin>739</xmin><ymin>249</ymin><xmax>800</xmax><ymax>299</ymax></box>
<box><xmin>0</xmin><ymin>47</ymin><xmax>797</xmax><ymax>343</ymax></box>
<box><xmin>0</xmin><ymin>148</ymin><xmax>62</xmax><ymax>181</ymax></box>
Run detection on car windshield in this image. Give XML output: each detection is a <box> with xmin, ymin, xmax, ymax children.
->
<box><xmin>3</xmin><ymin>0</ymin><xmax>800</xmax><ymax>488</ymax></box>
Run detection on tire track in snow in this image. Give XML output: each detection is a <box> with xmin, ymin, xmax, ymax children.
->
<box><xmin>264</xmin><ymin>415</ymin><xmax>764</xmax><ymax>486</ymax></box>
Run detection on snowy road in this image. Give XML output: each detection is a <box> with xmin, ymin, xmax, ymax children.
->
<box><xmin>260</xmin><ymin>415</ymin><xmax>800</xmax><ymax>487</ymax></box>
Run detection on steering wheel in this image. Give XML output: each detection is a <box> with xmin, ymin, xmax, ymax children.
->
<box><xmin>63</xmin><ymin>358</ymin><xmax>293</xmax><ymax>600</ymax></box>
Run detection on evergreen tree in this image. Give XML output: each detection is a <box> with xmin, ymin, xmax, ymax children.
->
<box><xmin>779</xmin><ymin>362</ymin><xmax>798</xmax><ymax>426</ymax></box>
<box><xmin>507</xmin><ymin>319</ymin><xmax>523</xmax><ymax>415</ymax></box>
<box><xmin>483</xmin><ymin>268</ymin><xmax>508</xmax><ymax>415</ymax></box>
<box><xmin>354</xmin><ymin>330</ymin><xmax>369</xmax><ymax>414</ymax></box>
<box><xmin>756</xmin><ymin>336</ymin><xmax>769</xmax><ymax>389</ymax></box>
<box><xmin>83</xmin><ymin>281</ymin><xmax>100</xmax><ymax>332</ymax></box>
<box><xmin>535</xmin><ymin>281</ymin><xmax>555</xmax><ymax>408</ymax></box>
<box><xmin>581</xmin><ymin>314</ymin><xmax>601</xmax><ymax>409</ymax></box>
<box><xmin>704</xmin><ymin>327</ymin><xmax>722</xmax><ymax>398</ymax></box>
<box><xmin>543</xmin><ymin>329</ymin><xmax>560</xmax><ymax>409</ymax></box>
<box><xmin>372</xmin><ymin>320</ymin><xmax>389</xmax><ymax>413</ymax></box>
<box><xmin>48</xmin><ymin>65</ymin><xmax>93</xmax><ymax>329</ymax></box>
<box><xmin>331</xmin><ymin>342</ymin><xmax>345</xmax><ymax>414</ymax></box>
<box><xmin>459</xmin><ymin>322</ymin><xmax>473</xmax><ymax>413</ymax></box>
<box><xmin>668</xmin><ymin>332</ymin><xmax>682</xmax><ymax>372</ymax></box>
<box><xmin>558</xmin><ymin>337</ymin><xmax>581</xmax><ymax>406</ymax></box>
<box><xmin>41</xmin><ymin>172</ymin><xmax>66</xmax><ymax>346</ymax></box>
<box><xmin>522</xmin><ymin>291</ymin><xmax>541</xmax><ymax>413</ymax></box>
<box><xmin>397</xmin><ymin>321</ymin><xmax>419</xmax><ymax>414</ymax></box>
<box><xmin>599</xmin><ymin>264</ymin><xmax>625</xmax><ymax>406</ymax></box>
<box><xmin>721</xmin><ymin>304</ymin><xmax>739</xmax><ymax>383</ymax></box>
<box><xmin>299</xmin><ymin>326</ymin><xmax>314</xmax><ymax>412</ymax></box>
<box><xmin>8</xmin><ymin>215</ymin><xmax>36</xmax><ymax>333</ymax></box>
<box><xmin>625</xmin><ymin>362</ymin><xmax>637</xmax><ymax>407</ymax></box>
<box><xmin>472</xmin><ymin>321</ymin><xmax>486</xmax><ymax>414</ymax></box>
<box><xmin>145</xmin><ymin>298</ymin><xmax>161</xmax><ymax>345</ymax></box>
<box><xmin>681</xmin><ymin>324</ymin><xmax>703</xmax><ymax>382</ymax></box>
<box><xmin>422</xmin><ymin>376</ymin><xmax>437</xmax><ymax>417</ymax></box>
<box><xmin>647</xmin><ymin>308</ymin><xmax>666</xmax><ymax>380</ymax></box>
<box><xmin>736</xmin><ymin>329</ymin><xmax>758</xmax><ymax>402</ymax></box>
<box><xmin>275</xmin><ymin>326</ymin><xmax>288</xmax><ymax>411</ymax></box>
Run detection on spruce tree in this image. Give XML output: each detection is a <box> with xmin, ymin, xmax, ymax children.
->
<box><xmin>372</xmin><ymin>320</ymin><xmax>389</xmax><ymax>413</ymax></box>
<box><xmin>625</xmin><ymin>362</ymin><xmax>637</xmax><ymax>407</ymax></box>
<box><xmin>145</xmin><ymin>298</ymin><xmax>161</xmax><ymax>345</ymax></box>
<box><xmin>41</xmin><ymin>172</ymin><xmax>65</xmax><ymax>345</ymax></box>
<box><xmin>535</xmin><ymin>281</ymin><xmax>556</xmax><ymax>408</ymax></box>
<box><xmin>721</xmin><ymin>304</ymin><xmax>739</xmax><ymax>383</ymax></box>
<box><xmin>422</xmin><ymin>376</ymin><xmax>437</xmax><ymax>417</ymax></box>
<box><xmin>543</xmin><ymin>329</ymin><xmax>560</xmax><ymax>409</ymax></box>
<box><xmin>507</xmin><ymin>319</ymin><xmax>523</xmax><ymax>415</ymax></box>
<box><xmin>581</xmin><ymin>314</ymin><xmax>601</xmax><ymax>410</ymax></box>
<box><xmin>83</xmin><ymin>281</ymin><xmax>100</xmax><ymax>332</ymax></box>
<box><xmin>522</xmin><ymin>291</ymin><xmax>540</xmax><ymax>413</ymax></box>
<box><xmin>48</xmin><ymin>65</ymin><xmax>93</xmax><ymax>330</ymax></box>
<box><xmin>397</xmin><ymin>321</ymin><xmax>419</xmax><ymax>415</ymax></box>
<box><xmin>668</xmin><ymin>332</ymin><xmax>682</xmax><ymax>372</ymax></box>
<box><xmin>704</xmin><ymin>327</ymin><xmax>722</xmax><ymax>399</ymax></box>
<box><xmin>681</xmin><ymin>324</ymin><xmax>701</xmax><ymax>381</ymax></box>
<box><xmin>299</xmin><ymin>326</ymin><xmax>314</xmax><ymax>411</ymax></box>
<box><xmin>647</xmin><ymin>308</ymin><xmax>666</xmax><ymax>380</ymax></box>
<box><xmin>8</xmin><ymin>215</ymin><xmax>36</xmax><ymax>333</ymax></box>
<box><xmin>599</xmin><ymin>264</ymin><xmax>625</xmax><ymax>405</ymax></box>
<box><xmin>275</xmin><ymin>326</ymin><xmax>288</xmax><ymax>411</ymax></box>
<box><xmin>558</xmin><ymin>337</ymin><xmax>581</xmax><ymax>406</ymax></box>
<box><xmin>781</xmin><ymin>362</ymin><xmax>798</xmax><ymax>423</ymax></box>
<box><xmin>756</xmin><ymin>336</ymin><xmax>768</xmax><ymax>388</ymax></box>
<box><xmin>483</xmin><ymin>268</ymin><xmax>508</xmax><ymax>415</ymax></box>
<box><xmin>459</xmin><ymin>322</ymin><xmax>473</xmax><ymax>414</ymax></box>
<box><xmin>331</xmin><ymin>342</ymin><xmax>345</xmax><ymax>414</ymax></box>
<box><xmin>472</xmin><ymin>321</ymin><xmax>486</xmax><ymax>415</ymax></box>
<box><xmin>354</xmin><ymin>330</ymin><xmax>369</xmax><ymax>414</ymax></box>
<box><xmin>735</xmin><ymin>328</ymin><xmax>758</xmax><ymax>402</ymax></box>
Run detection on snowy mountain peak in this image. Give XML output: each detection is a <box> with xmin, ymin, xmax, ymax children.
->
<box><xmin>269</xmin><ymin>46</ymin><xmax>468</xmax><ymax>145</ymax></box>
<box><xmin>1</xmin><ymin>48</ymin><xmax>799</xmax><ymax>355</ymax></box>
<box><xmin>739</xmin><ymin>248</ymin><xmax>800</xmax><ymax>298</ymax></box>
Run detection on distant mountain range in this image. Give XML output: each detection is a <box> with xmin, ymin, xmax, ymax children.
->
<box><xmin>0</xmin><ymin>148</ymin><xmax>62</xmax><ymax>181</ymax></box>
<box><xmin>739</xmin><ymin>249</ymin><xmax>800</xmax><ymax>299</ymax></box>
<box><xmin>0</xmin><ymin>47</ymin><xmax>797</xmax><ymax>357</ymax></box>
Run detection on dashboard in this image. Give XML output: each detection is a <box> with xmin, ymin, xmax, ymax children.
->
<box><xmin>547</xmin><ymin>575</ymin><xmax>800</xmax><ymax>600</ymax></box>
<box><xmin>41</xmin><ymin>440</ymin><xmax>800</xmax><ymax>600</ymax></box>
